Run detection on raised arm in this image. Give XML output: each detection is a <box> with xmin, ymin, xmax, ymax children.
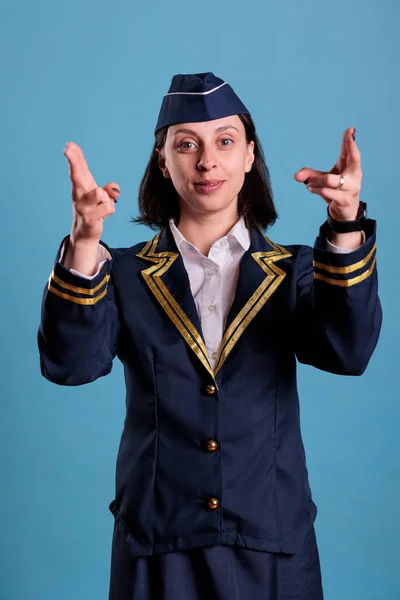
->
<box><xmin>293</xmin><ymin>221</ymin><xmax>382</xmax><ymax>375</ymax></box>
<box><xmin>38</xmin><ymin>142</ymin><xmax>121</xmax><ymax>386</ymax></box>
<box><xmin>292</xmin><ymin>127</ymin><xmax>382</xmax><ymax>374</ymax></box>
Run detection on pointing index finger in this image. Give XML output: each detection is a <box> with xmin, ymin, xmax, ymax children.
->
<box><xmin>329</xmin><ymin>127</ymin><xmax>354</xmax><ymax>176</ymax></box>
<box><xmin>346</xmin><ymin>127</ymin><xmax>361</xmax><ymax>174</ymax></box>
<box><xmin>64</xmin><ymin>142</ymin><xmax>97</xmax><ymax>192</ymax></box>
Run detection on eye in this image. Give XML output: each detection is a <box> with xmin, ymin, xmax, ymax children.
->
<box><xmin>218</xmin><ymin>138</ymin><xmax>234</xmax><ymax>147</ymax></box>
<box><xmin>178</xmin><ymin>141</ymin><xmax>197</xmax><ymax>150</ymax></box>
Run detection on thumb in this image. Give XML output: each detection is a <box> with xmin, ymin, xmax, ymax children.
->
<box><xmin>294</xmin><ymin>167</ymin><xmax>325</xmax><ymax>183</ymax></box>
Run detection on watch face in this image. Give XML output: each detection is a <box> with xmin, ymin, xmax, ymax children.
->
<box><xmin>358</xmin><ymin>202</ymin><xmax>367</xmax><ymax>219</ymax></box>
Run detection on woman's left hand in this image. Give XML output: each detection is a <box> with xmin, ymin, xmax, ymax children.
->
<box><xmin>294</xmin><ymin>126</ymin><xmax>361</xmax><ymax>221</ymax></box>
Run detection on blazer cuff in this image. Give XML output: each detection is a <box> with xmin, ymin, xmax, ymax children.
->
<box><xmin>313</xmin><ymin>219</ymin><xmax>377</xmax><ymax>288</ymax></box>
<box><xmin>47</xmin><ymin>235</ymin><xmax>112</xmax><ymax>305</ymax></box>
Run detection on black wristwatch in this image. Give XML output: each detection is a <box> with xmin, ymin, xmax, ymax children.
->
<box><xmin>327</xmin><ymin>201</ymin><xmax>367</xmax><ymax>233</ymax></box>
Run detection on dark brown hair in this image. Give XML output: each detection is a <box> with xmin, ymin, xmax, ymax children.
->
<box><xmin>132</xmin><ymin>114</ymin><xmax>278</xmax><ymax>233</ymax></box>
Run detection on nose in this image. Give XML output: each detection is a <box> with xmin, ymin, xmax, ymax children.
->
<box><xmin>197</xmin><ymin>146</ymin><xmax>217</xmax><ymax>171</ymax></box>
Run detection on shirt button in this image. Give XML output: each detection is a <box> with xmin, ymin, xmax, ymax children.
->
<box><xmin>208</xmin><ymin>497</ymin><xmax>220</xmax><ymax>510</ymax></box>
<box><xmin>220</xmin><ymin>240</ymin><xmax>227</xmax><ymax>247</ymax></box>
<box><xmin>206</xmin><ymin>439</ymin><xmax>218</xmax><ymax>452</ymax></box>
<box><xmin>205</xmin><ymin>384</ymin><xmax>216</xmax><ymax>395</ymax></box>
<box><xmin>211</xmin><ymin>351</ymin><xmax>218</xmax><ymax>360</ymax></box>
<box><xmin>208</xmin><ymin>304</ymin><xmax>216</xmax><ymax>312</ymax></box>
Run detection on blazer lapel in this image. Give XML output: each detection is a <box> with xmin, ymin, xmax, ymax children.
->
<box><xmin>213</xmin><ymin>228</ymin><xmax>292</xmax><ymax>375</ymax></box>
<box><xmin>136</xmin><ymin>227</ymin><xmax>214</xmax><ymax>380</ymax></box>
<box><xmin>136</xmin><ymin>225</ymin><xmax>292</xmax><ymax>380</ymax></box>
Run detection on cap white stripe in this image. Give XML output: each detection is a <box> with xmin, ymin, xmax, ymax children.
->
<box><xmin>165</xmin><ymin>81</ymin><xmax>228</xmax><ymax>97</ymax></box>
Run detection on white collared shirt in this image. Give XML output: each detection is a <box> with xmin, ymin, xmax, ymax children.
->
<box><xmin>168</xmin><ymin>217</ymin><xmax>250</xmax><ymax>369</ymax></box>
<box><xmin>65</xmin><ymin>217</ymin><xmax>363</xmax><ymax>370</ymax></box>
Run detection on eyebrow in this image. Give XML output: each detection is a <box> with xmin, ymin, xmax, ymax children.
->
<box><xmin>172</xmin><ymin>125</ymin><xmax>239</xmax><ymax>136</ymax></box>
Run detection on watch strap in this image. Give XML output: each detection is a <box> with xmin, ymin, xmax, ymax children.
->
<box><xmin>327</xmin><ymin>201</ymin><xmax>367</xmax><ymax>233</ymax></box>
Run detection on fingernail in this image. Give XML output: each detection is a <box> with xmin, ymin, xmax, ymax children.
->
<box><xmin>352</xmin><ymin>128</ymin><xmax>356</xmax><ymax>141</ymax></box>
<box><xmin>111</xmin><ymin>187</ymin><xmax>120</xmax><ymax>193</ymax></box>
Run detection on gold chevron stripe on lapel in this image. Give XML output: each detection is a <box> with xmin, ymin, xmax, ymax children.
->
<box><xmin>136</xmin><ymin>233</ymin><xmax>215</xmax><ymax>380</ymax></box>
<box><xmin>214</xmin><ymin>236</ymin><xmax>292</xmax><ymax>375</ymax></box>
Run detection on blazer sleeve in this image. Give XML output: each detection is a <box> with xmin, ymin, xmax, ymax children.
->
<box><xmin>293</xmin><ymin>219</ymin><xmax>382</xmax><ymax>375</ymax></box>
<box><xmin>37</xmin><ymin>236</ymin><xmax>120</xmax><ymax>386</ymax></box>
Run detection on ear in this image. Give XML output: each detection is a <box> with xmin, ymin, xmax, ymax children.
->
<box><xmin>156</xmin><ymin>148</ymin><xmax>170</xmax><ymax>179</ymax></box>
<box><xmin>245</xmin><ymin>140</ymin><xmax>255</xmax><ymax>173</ymax></box>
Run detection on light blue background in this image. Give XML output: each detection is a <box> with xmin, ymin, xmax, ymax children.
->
<box><xmin>1</xmin><ymin>0</ymin><xmax>398</xmax><ymax>598</ymax></box>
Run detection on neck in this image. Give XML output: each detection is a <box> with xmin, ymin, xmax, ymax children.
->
<box><xmin>176</xmin><ymin>206</ymin><xmax>241</xmax><ymax>256</ymax></box>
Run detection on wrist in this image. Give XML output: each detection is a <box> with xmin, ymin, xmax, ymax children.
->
<box><xmin>62</xmin><ymin>236</ymin><xmax>101</xmax><ymax>276</ymax></box>
<box><xmin>69</xmin><ymin>231</ymin><xmax>101</xmax><ymax>249</ymax></box>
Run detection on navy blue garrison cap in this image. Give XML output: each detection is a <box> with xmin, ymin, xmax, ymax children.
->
<box><xmin>155</xmin><ymin>72</ymin><xmax>250</xmax><ymax>134</ymax></box>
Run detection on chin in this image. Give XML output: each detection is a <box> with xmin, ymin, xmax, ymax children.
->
<box><xmin>197</xmin><ymin>198</ymin><xmax>234</xmax><ymax>214</ymax></box>
<box><xmin>180</xmin><ymin>187</ymin><xmax>238</xmax><ymax>216</ymax></box>
<box><xmin>198</xmin><ymin>189</ymin><xmax>237</xmax><ymax>206</ymax></box>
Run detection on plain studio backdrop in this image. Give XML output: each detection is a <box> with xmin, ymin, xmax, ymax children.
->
<box><xmin>0</xmin><ymin>0</ymin><xmax>398</xmax><ymax>598</ymax></box>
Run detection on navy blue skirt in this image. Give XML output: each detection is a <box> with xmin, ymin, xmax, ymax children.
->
<box><xmin>108</xmin><ymin>524</ymin><xmax>323</xmax><ymax>600</ymax></box>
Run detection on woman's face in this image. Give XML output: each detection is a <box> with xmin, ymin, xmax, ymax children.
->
<box><xmin>157</xmin><ymin>115</ymin><xmax>254</xmax><ymax>218</ymax></box>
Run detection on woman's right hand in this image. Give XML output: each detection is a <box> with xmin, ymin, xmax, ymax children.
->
<box><xmin>64</xmin><ymin>141</ymin><xmax>120</xmax><ymax>244</ymax></box>
<box><xmin>62</xmin><ymin>142</ymin><xmax>120</xmax><ymax>275</ymax></box>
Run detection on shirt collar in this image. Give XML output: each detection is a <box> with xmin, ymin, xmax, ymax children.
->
<box><xmin>168</xmin><ymin>216</ymin><xmax>251</xmax><ymax>254</ymax></box>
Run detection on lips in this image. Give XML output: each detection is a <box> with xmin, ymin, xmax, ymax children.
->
<box><xmin>194</xmin><ymin>179</ymin><xmax>223</xmax><ymax>185</ymax></box>
<box><xmin>193</xmin><ymin>180</ymin><xmax>225</xmax><ymax>194</ymax></box>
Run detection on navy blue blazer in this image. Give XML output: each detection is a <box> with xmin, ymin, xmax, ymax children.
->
<box><xmin>38</xmin><ymin>219</ymin><xmax>382</xmax><ymax>557</ymax></box>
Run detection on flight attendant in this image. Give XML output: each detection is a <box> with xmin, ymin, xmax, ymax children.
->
<box><xmin>38</xmin><ymin>72</ymin><xmax>382</xmax><ymax>599</ymax></box>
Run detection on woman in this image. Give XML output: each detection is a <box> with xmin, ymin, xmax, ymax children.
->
<box><xmin>38</xmin><ymin>72</ymin><xmax>382</xmax><ymax>600</ymax></box>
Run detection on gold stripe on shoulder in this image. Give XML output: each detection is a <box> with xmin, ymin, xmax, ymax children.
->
<box><xmin>50</xmin><ymin>270</ymin><xmax>110</xmax><ymax>296</ymax></box>
<box><xmin>313</xmin><ymin>243</ymin><xmax>376</xmax><ymax>275</ymax></box>
<box><xmin>314</xmin><ymin>256</ymin><xmax>376</xmax><ymax>287</ymax></box>
<box><xmin>48</xmin><ymin>283</ymin><xmax>108</xmax><ymax>305</ymax></box>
